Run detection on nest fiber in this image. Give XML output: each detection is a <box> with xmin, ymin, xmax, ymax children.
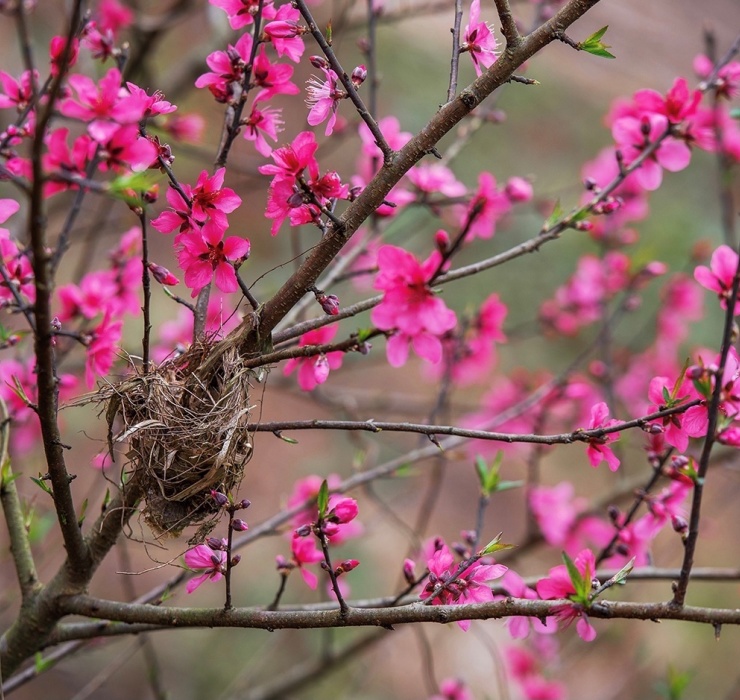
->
<box><xmin>107</xmin><ymin>343</ymin><xmax>254</xmax><ymax>539</ymax></box>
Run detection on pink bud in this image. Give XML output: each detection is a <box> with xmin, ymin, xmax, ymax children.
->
<box><xmin>351</xmin><ymin>65</ymin><xmax>367</xmax><ymax>87</ymax></box>
<box><xmin>435</xmin><ymin>229</ymin><xmax>450</xmax><ymax>254</ymax></box>
<box><xmin>505</xmin><ymin>176</ymin><xmax>533</xmax><ymax>202</ymax></box>
<box><xmin>317</xmin><ymin>293</ymin><xmax>340</xmax><ymax>315</ymax></box>
<box><xmin>264</xmin><ymin>20</ymin><xmax>302</xmax><ymax>38</ymax></box>
<box><xmin>232</xmin><ymin>518</ymin><xmax>249</xmax><ymax>531</ymax></box>
<box><xmin>148</xmin><ymin>262</ymin><xmax>179</xmax><ymax>286</ymax></box>
<box><xmin>313</xmin><ymin>355</ymin><xmax>330</xmax><ymax>384</ymax></box>
<box><xmin>335</xmin><ymin>559</ymin><xmax>359</xmax><ymax>575</ymax></box>
<box><xmin>403</xmin><ymin>558</ymin><xmax>416</xmax><ymax>584</ymax></box>
<box><xmin>310</xmin><ymin>55</ymin><xmax>330</xmax><ymax>70</ymax></box>
<box><xmin>329</xmin><ymin>497</ymin><xmax>358</xmax><ymax>523</ymax></box>
<box><xmin>211</xmin><ymin>490</ymin><xmax>229</xmax><ymax>507</ymax></box>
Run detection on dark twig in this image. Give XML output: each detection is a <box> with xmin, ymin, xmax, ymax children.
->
<box><xmin>447</xmin><ymin>0</ymin><xmax>464</xmax><ymax>102</ymax></box>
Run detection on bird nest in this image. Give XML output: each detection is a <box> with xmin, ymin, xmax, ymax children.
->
<box><xmin>106</xmin><ymin>341</ymin><xmax>254</xmax><ymax>540</ymax></box>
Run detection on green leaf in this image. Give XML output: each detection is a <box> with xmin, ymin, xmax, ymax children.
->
<box><xmin>78</xmin><ymin>498</ymin><xmax>89</xmax><ymax>527</ymax></box>
<box><xmin>30</xmin><ymin>474</ymin><xmax>53</xmax><ymax>496</ymax></box>
<box><xmin>108</xmin><ymin>172</ymin><xmax>159</xmax><ymax>205</ymax></box>
<box><xmin>356</xmin><ymin>327</ymin><xmax>375</xmax><ymax>343</ymax></box>
<box><xmin>562</xmin><ymin>551</ymin><xmax>589</xmax><ymax>601</ymax></box>
<box><xmin>655</xmin><ymin>665</ymin><xmax>692</xmax><ymax>699</ymax></box>
<box><xmin>662</xmin><ymin>386</ymin><xmax>672</xmax><ymax>405</ymax></box>
<box><xmin>480</xmin><ymin>532</ymin><xmax>516</xmax><ymax>556</ymax></box>
<box><xmin>474</xmin><ymin>455</ymin><xmax>489</xmax><ymax>491</ymax></box>
<box><xmin>543</xmin><ymin>200</ymin><xmax>564</xmax><ymax>231</ymax></box>
<box><xmin>496</xmin><ymin>479</ymin><xmax>525</xmax><ymax>492</ymax></box>
<box><xmin>316</xmin><ymin>479</ymin><xmax>329</xmax><ymax>518</ymax></box>
<box><xmin>275</xmin><ymin>432</ymin><xmax>299</xmax><ymax>444</ymax></box>
<box><xmin>34</xmin><ymin>652</ymin><xmax>54</xmax><ymax>673</ymax></box>
<box><xmin>1</xmin><ymin>458</ymin><xmax>19</xmax><ymax>488</ymax></box>
<box><xmin>579</xmin><ymin>25</ymin><xmax>616</xmax><ymax>59</ymax></box>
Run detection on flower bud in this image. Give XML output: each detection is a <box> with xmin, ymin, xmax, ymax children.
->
<box><xmin>335</xmin><ymin>559</ymin><xmax>359</xmax><ymax>575</ymax></box>
<box><xmin>238</xmin><ymin>499</ymin><xmax>252</xmax><ymax>510</ymax></box>
<box><xmin>310</xmin><ymin>55</ymin><xmax>330</xmax><ymax>70</ymax></box>
<box><xmin>51</xmin><ymin>316</ymin><xmax>62</xmax><ymax>332</ymax></box>
<box><xmin>328</xmin><ymin>497</ymin><xmax>358</xmax><ymax>523</ymax></box>
<box><xmin>206</xmin><ymin>537</ymin><xmax>225</xmax><ymax>550</ymax></box>
<box><xmin>294</xmin><ymin>524</ymin><xmax>312</xmax><ymax>537</ymax></box>
<box><xmin>231</xmin><ymin>554</ymin><xmax>241</xmax><ymax>566</ymax></box>
<box><xmin>232</xmin><ymin>518</ymin><xmax>249</xmax><ymax>531</ymax></box>
<box><xmin>351</xmin><ymin>65</ymin><xmax>367</xmax><ymax>87</ymax></box>
<box><xmin>148</xmin><ymin>262</ymin><xmax>179</xmax><ymax>286</ymax></box>
<box><xmin>435</xmin><ymin>229</ymin><xmax>450</xmax><ymax>254</ymax></box>
<box><xmin>317</xmin><ymin>292</ymin><xmax>340</xmax><ymax>315</ymax></box>
<box><xmin>403</xmin><ymin>558</ymin><xmax>416</xmax><ymax>584</ymax></box>
<box><xmin>211</xmin><ymin>490</ymin><xmax>229</xmax><ymax>507</ymax></box>
<box><xmin>505</xmin><ymin>176</ymin><xmax>533</xmax><ymax>202</ymax></box>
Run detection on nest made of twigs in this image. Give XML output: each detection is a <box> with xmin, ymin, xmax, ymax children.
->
<box><xmin>106</xmin><ymin>341</ymin><xmax>254</xmax><ymax>540</ymax></box>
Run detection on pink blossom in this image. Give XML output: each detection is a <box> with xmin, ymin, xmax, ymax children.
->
<box><xmin>420</xmin><ymin>542</ymin><xmax>507</xmax><ymax>631</ymax></box>
<box><xmin>49</xmin><ymin>36</ymin><xmax>79</xmax><ymax>77</ymax></box>
<box><xmin>259</xmin><ymin>130</ymin><xmax>319</xmax><ymax>182</ymax></box>
<box><xmin>694</xmin><ymin>54</ymin><xmax>740</xmax><ymax>99</ymax></box>
<box><xmin>263</xmin><ymin>4</ymin><xmax>305</xmax><ymax>62</ymax></box>
<box><xmin>536</xmin><ymin>549</ymin><xmax>597</xmax><ymax>642</ymax></box>
<box><xmin>283</xmin><ymin>324</ymin><xmax>344</xmax><ymax>391</ymax></box>
<box><xmin>195</xmin><ymin>33</ymin><xmax>254</xmax><ymax>103</ymax></box>
<box><xmin>464</xmin><ymin>172</ymin><xmax>511</xmax><ymax>239</ymax></box>
<box><xmin>499</xmin><ymin>570</ymin><xmax>555</xmax><ymax>639</ymax></box>
<box><xmin>43</xmin><ymin>128</ymin><xmax>94</xmax><ymax>196</ymax></box>
<box><xmin>529</xmin><ymin>482</ymin><xmax>586</xmax><ymax>547</ymax></box>
<box><xmin>611</xmin><ymin>113</ymin><xmax>692</xmax><ymax>190</ymax></box>
<box><xmin>242</xmin><ymin>105</ymin><xmax>283</xmax><ymax>157</ymax></box>
<box><xmin>371</xmin><ymin>245</ymin><xmax>457</xmax><ymax>367</ymax></box>
<box><xmin>161</xmin><ymin>113</ymin><xmax>205</xmax><ymax>142</ymax></box>
<box><xmin>289</xmin><ymin>534</ymin><xmax>323</xmax><ymax>589</ymax></box>
<box><xmin>210</xmin><ymin>0</ymin><xmax>276</xmax><ymax>30</ymax></box>
<box><xmin>184</xmin><ymin>543</ymin><xmax>227</xmax><ymax>593</ymax></box>
<box><xmin>252</xmin><ymin>45</ymin><xmax>299</xmax><ymax>104</ymax></box>
<box><xmin>462</xmin><ymin>0</ymin><xmax>498</xmax><ymax>76</ymax></box>
<box><xmin>190</xmin><ymin>167</ymin><xmax>242</xmax><ymax>222</ymax></box>
<box><xmin>85</xmin><ymin>313</ymin><xmax>123</xmax><ymax>387</ymax></box>
<box><xmin>647</xmin><ymin>376</ymin><xmax>693</xmax><ymax>452</ymax></box>
<box><xmin>125</xmin><ymin>82</ymin><xmax>176</xmax><ymax>118</ymax></box>
<box><xmin>59</xmin><ymin>68</ymin><xmax>150</xmax><ymax>143</ymax></box>
<box><xmin>407</xmin><ymin>164</ymin><xmax>467</xmax><ymax>198</ymax></box>
<box><xmin>632</xmin><ymin>77</ymin><xmax>701</xmax><ymax>124</ymax></box>
<box><xmin>0</xmin><ymin>70</ymin><xmax>37</xmax><ymax>110</ymax></box>
<box><xmin>694</xmin><ymin>244</ymin><xmax>740</xmax><ymax>314</ymax></box>
<box><xmin>305</xmin><ymin>67</ymin><xmax>343</xmax><ymax>136</ymax></box>
<box><xmin>96</xmin><ymin>124</ymin><xmax>158</xmax><ymax>172</ymax></box>
<box><xmin>176</xmin><ymin>220</ymin><xmax>251</xmax><ymax>297</ymax></box>
<box><xmin>585</xmin><ymin>402</ymin><xmax>620</xmax><ymax>471</ymax></box>
<box><xmin>151</xmin><ymin>183</ymin><xmax>196</xmax><ymax>236</ymax></box>
<box><xmin>428</xmin><ymin>678</ymin><xmax>473</xmax><ymax>700</ymax></box>
<box><xmin>98</xmin><ymin>0</ymin><xmax>134</xmax><ymax>35</ymax></box>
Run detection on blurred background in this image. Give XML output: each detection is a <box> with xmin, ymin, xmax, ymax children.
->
<box><xmin>1</xmin><ymin>0</ymin><xmax>739</xmax><ymax>698</ymax></box>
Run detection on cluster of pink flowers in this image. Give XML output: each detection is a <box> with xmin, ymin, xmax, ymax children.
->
<box><xmin>418</xmin><ymin>538</ymin><xmax>507</xmax><ymax>631</ymax></box>
<box><xmin>283</xmin><ymin>324</ymin><xmax>344</xmax><ymax>391</ymax></box>
<box><xmin>276</xmin><ymin>475</ymin><xmax>362</xmax><ymax>591</ymax></box>
<box><xmin>258</xmin><ymin>131</ymin><xmax>350</xmax><ymax>235</ymax></box>
<box><xmin>371</xmin><ymin>244</ymin><xmax>457</xmax><ymax>367</ymax></box>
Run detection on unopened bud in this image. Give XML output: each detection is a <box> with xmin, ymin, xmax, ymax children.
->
<box><xmin>231</xmin><ymin>518</ymin><xmax>249</xmax><ymax>531</ymax></box>
<box><xmin>672</xmin><ymin>515</ymin><xmax>688</xmax><ymax>535</ymax></box>
<box><xmin>148</xmin><ymin>262</ymin><xmax>179</xmax><ymax>286</ymax></box>
<box><xmin>206</xmin><ymin>537</ymin><xmax>225</xmax><ymax>550</ymax></box>
<box><xmin>351</xmin><ymin>64</ymin><xmax>367</xmax><ymax>87</ymax></box>
<box><xmin>239</xmin><ymin>499</ymin><xmax>252</xmax><ymax>510</ymax></box>
<box><xmin>51</xmin><ymin>316</ymin><xmax>62</xmax><ymax>332</ymax></box>
<box><xmin>335</xmin><ymin>559</ymin><xmax>359</xmax><ymax>575</ymax></box>
<box><xmin>211</xmin><ymin>490</ymin><xmax>229</xmax><ymax>507</ymax></box>
<box><xmin>294</xmin><ymin>524</ymin><xmax>312</xmax><ymax>537</ymax></box>
<box><xmin>403</xmin><ymin>558</ymin><xmax>416</xmax><ymax>584</ymax></box>
<box><xmin>435</xmin><ymin>229</ymin><xmax>450</xmax><ymax>254</ymax></box>
<box><xmin>317</xmin><ymin>293</ymin><xmax>340</xmax><ymax>315</ymax></box>
<box><xmin>231</xmin><ymin>554</ymin><xmax>241</xmax><ymax>566</ymax></box>
<box><xmin>310</xmin><ymin>55</ymin><xmax>330</xmax><ymax>70</ymax></box>
<box><xmin>505</xmin><ymin>176</ymin><xmax>533</xmax><ymax>203</ymax></box>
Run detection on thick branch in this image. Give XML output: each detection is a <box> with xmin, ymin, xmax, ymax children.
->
<box><xmin>59</xmin><ymin>595</ymin><xmax>740</xmax><ymax>630</ymax></box>
<box><xmin>239</xmin><ymin>0</ymin><xmax>604</xmax><ymax>350</ymax></box>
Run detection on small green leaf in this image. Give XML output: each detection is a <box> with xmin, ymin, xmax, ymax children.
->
<box><xmin>579</xmin><ymin>25</ymin><xmax>616</xmax><ymax>59</ymax></box>
<box><xmin>543</xmin><ymin>200</ymin><xmax>564</xmax><ymax>230</ymax></box>
<box><xmin>1</xmin><ymin>459</ymin><xmax>19</xmax><ymax>488</ymax></box>
<box><xmin>496</xmin><ymin>479</ymin><xmax>525</xmax><ymax>492</ymax></box>
<box><xmin>356</xmin><ymin>327</ymin><xmax>375</xmax><ymax>343</ymax></box>
<box><xmin>562</xmin><ymin>551</ymin><xmax>589</xmax><ymax>601</ymax></box>
<box><xmin>78</xmin><ymin>498</ymin><xmax>89</xmax><ymax>527</ymax></box>
<box><xmin>108</xmin><ymin>171</ymin><xmax>159</xmax><ymax>205</ymax></box>
<box><xmin>30</xmin><ymin>474</ymin><xmax>53</xmax><ymax>496</ymax></box>
<box><xmin>34</xmin><ymin>652</ymin><xmax>54</xmax><ymax>673</ymax></box>
<box><xmin>474</xmin><ymin>455</ymin><xmax>489</xmax><ymax>490</ymax></box>
<box><xmin>662</xmin><ymin>386</ymin><xmax>672</xmax><ymax>404</ymax></box>
<box><xmin>480</xmin><ymin>532</ymin><xmax>516</xmax><ymax>555</ymax></box>
<box><xmin>275</xmin><ymin>432</ymin><xmax>299</xmax><ymax>444</ymax></box>
<box><xmin>317</xmin><ymin>479</ymin><xmax>329</xmax><ymax>518</ymax></box>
